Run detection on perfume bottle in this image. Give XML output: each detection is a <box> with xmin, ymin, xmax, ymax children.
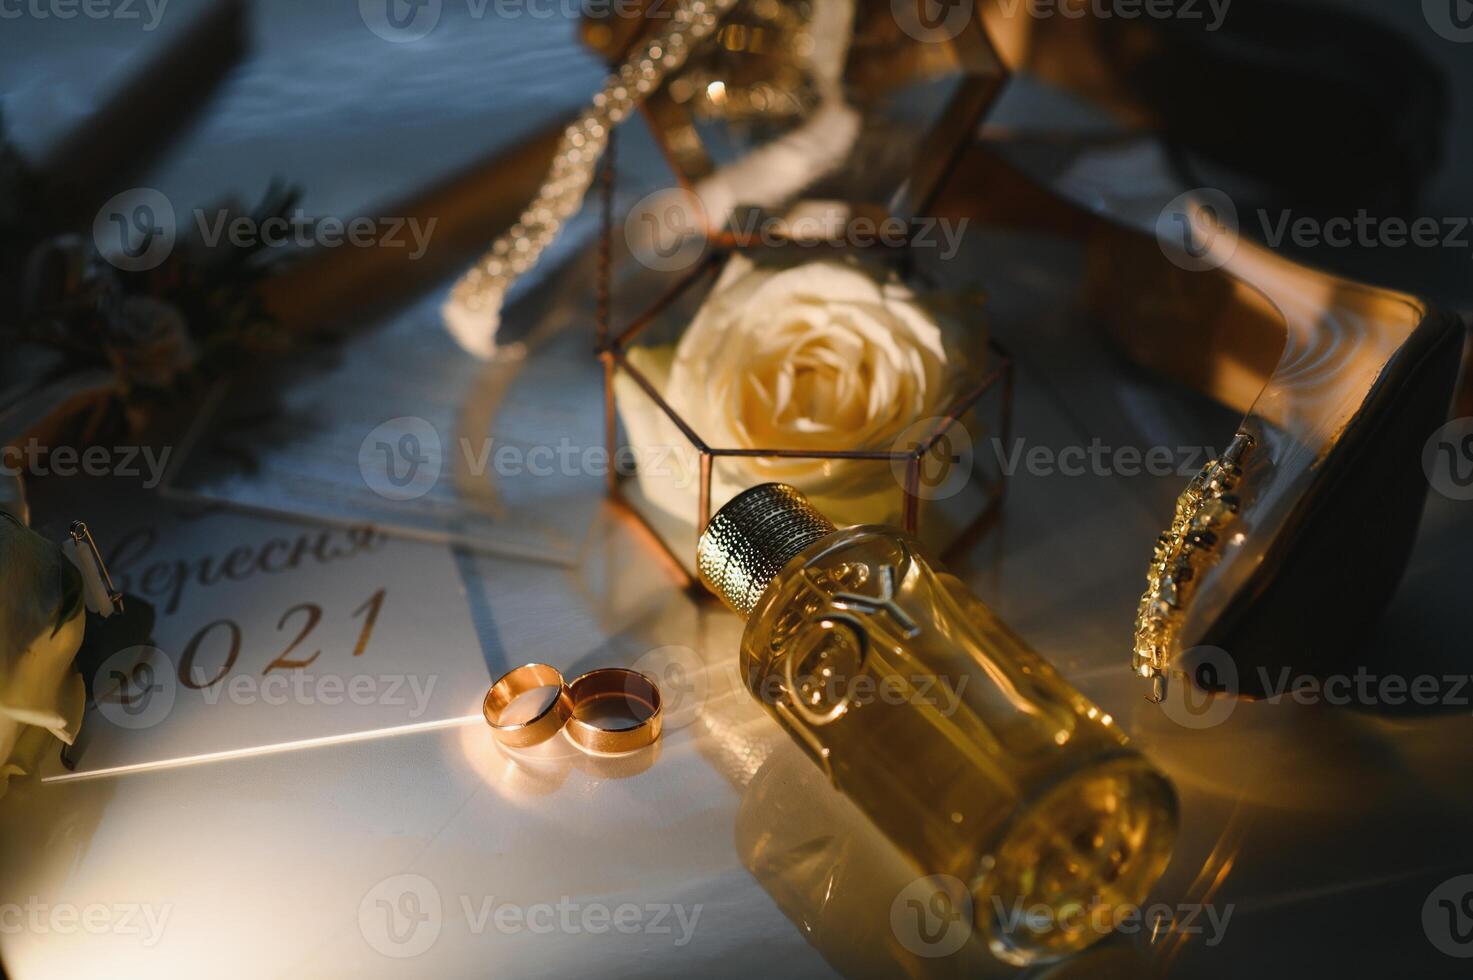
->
<box><xmin>697</xmin><ymin>484</ymin><xmax>1178</xmax><ymax>965</ymax></box>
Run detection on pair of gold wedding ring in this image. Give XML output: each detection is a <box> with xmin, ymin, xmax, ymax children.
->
<box><xmin>482</xmin><ymin>663</ymin><xmax>663</xmax><ymax>754</ymax></box>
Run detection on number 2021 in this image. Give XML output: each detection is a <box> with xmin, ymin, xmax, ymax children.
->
<box><xmin>176</xmin><ymin>588</ymin><xmax>386</xmax><ymax>691</ymax></box>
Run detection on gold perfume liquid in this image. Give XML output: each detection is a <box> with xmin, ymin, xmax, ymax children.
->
<box><xmin>698</xmin><ymin>484</ymin><xmax>1178</xmax><ymax>965</ymax></box>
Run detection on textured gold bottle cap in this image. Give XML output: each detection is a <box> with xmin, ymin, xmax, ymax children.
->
<box><xmin>697</xmin><ymin>484</ymin><xmax>836</xmax><ymax>619</ymax></box>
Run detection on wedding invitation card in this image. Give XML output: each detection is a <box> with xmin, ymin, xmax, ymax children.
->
<box><xmin>42</xmin><ymin>506</ymin><xmax>491</xmax><ymax>782</ymax></box>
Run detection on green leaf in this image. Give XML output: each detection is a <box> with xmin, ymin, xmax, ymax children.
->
<box><xmin>0</xmin><ymin>512</ymin><xmax>84</xmax><ymax>666</ymax></box>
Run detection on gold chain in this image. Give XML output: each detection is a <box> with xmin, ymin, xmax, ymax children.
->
<box><xmin>445</xmin><ymin>0</ymin><xmax>740</xmax><ymax>355</ymax></box>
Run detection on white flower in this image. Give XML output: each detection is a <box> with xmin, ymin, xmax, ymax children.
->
<box><xmin>0</xmin><ymin>512</ymin><xmax>86</xmax><ymax>799</ymax></box>
<box><xmin>615</xmin><ymin>255</ymin><xmax>980</xmax><ymax>534</ymax></box>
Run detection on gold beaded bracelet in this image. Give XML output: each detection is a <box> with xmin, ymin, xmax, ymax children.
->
<box><xmin>1133</xmin><ymin>430</ymin><xmax>1254</xmax><ymax>702</ymax></box>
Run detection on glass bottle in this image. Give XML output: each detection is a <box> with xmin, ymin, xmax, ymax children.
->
<box><xmin>697</xmin><ymin>483</ymin><xmax>1178</xmax><ymax>965</ymax></box>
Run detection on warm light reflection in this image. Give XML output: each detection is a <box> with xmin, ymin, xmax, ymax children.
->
<box><xmin>44</xmin><ymin>714</ymin><xmax>484</xmax><ymax>784</ymax></box>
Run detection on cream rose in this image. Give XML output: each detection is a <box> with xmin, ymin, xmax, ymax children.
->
<box><xmin>616</xmin><ymin>255</ymin><xmax>979</xmax><ymax>536</ymax></box>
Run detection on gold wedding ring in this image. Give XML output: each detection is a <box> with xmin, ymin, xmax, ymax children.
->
<box><xmin>483</xmin><ymin>663</ymin><xmax>573</xmax><ymax>748</ymax></box>
<box><xmin>564</xmin><ymin>668</ymin><xmax>664</xmax><ymax>755</ymax></box>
